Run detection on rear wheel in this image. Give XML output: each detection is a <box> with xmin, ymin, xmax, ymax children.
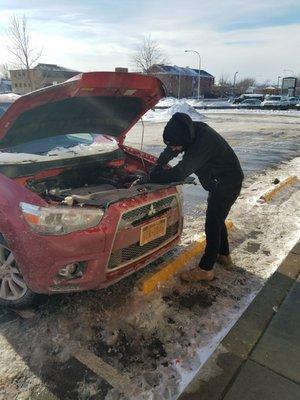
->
<box><xmin>0</xmin><ymin>235</ymin><xmax>35</xmax><ymax>308</ymax></box>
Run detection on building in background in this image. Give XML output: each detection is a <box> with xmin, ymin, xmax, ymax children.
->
<box><xmin>10</xmin><ymin>63</ymin><xmax>80</xmax><ymax>95</ymax></box>
<box><xmin>281</xmin><ymin>76</ymin><xmax>297</xmax><ymax>97</ymax></box>
<box><xmin>148</xmin><ymin>64</ymin><xmax>214</xmax><ymax>98</ymax></box>
<box><xmin>0</xmin><ymin>78</ymin><xmax>12</xmax><ymax>93</ymax></box>
<box><xmin>261</xmin><ymin>86</ymin><xmax>278</xmax><ymax>95</ymax></box>
<box><xmin>115</xmin><ymin>67</ymin><xmax>129</xmax><ymax>73</ymax></box>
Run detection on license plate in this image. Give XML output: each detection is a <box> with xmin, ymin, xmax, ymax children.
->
<box><xmin>140</xmin><ymin>218</ymin><xmax>167</xmax><ymax>246</ymax></box>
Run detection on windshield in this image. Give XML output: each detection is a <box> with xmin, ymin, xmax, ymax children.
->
<box><xmin>0</xmin><ymin>133</ymin><xmax>119</xmax><ymax>164</ymax></box>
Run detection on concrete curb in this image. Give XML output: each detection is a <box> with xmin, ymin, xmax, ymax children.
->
<box><xmin>259</xmin><ymin>175</ymin><xmax>299</xmax><ymax>202</ymax></box>
<box><xmin>138</xmin><ymin>220</ymin><xmax>234</xmax><ymax>295</ymax></box>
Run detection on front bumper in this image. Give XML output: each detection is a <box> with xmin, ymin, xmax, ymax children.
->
<box><xmin>8</xmin><ymin>187</ymin><xmax>182</xmax><ymax>294</ymax></box>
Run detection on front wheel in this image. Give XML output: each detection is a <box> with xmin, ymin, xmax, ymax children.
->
<box><xmin>0</xmin><ymin>235</ymin><xmax>36</xmax><ymax>308</ymax></box>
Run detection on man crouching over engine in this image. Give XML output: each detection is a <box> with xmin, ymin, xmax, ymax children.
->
<box><xmin>150</xmin><ymin>112</ymin><xmax>244</xmax><ymax>282</ymax></box>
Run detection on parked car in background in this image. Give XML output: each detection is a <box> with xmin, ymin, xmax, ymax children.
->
<box><xmin>261</xmin><ymin>96</ymin><xmax>289</xmax><ymax>109</ymax></box>
<box><xmin>237</xmin><ymin>99</ymin><xmax>262</xmax><ymax>108</ymax></box>
<box><xmin>0</xmin><ymin>72</ymin><xmax>184</xmax><ymax>307</ymax></box>
<box><xmin>287</xmin><ymin>97</ymin><xmax>300</xmax><ymax>106</ymax></box>
<box><xmin>232</xmin><ymin>93</ymin><xmax>264</xmax><ymax>104</ymax></box>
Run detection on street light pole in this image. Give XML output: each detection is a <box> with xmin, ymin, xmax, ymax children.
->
<box><xmin>185</xmin><ymin>49</ymin><xmax>201</xmax><ymax>99</ymax></box>
<box><xmin>233</xmin><ymin>71</ymin><xmax>238</xmax><ymax>95</ymax></box>
<box><xmin>277</xmin><ymin>75</ymin><xmax>281</xmax><ymax>94</ymax></box>
<box><xmin>177</xmin><ymin>72</ymin><xmax>181</xmax><ymax>99</ymax></box>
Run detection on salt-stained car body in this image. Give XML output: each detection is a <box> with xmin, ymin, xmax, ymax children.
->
<box><xmin>0</xmin><ymin>72</ymin><xmax>183</xmax><ymax>307</ymax></box>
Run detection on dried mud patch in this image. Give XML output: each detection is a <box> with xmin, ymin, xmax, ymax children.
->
<box><xmin>163</xmin><ymin>289</ymin><xmax>215</xmax><ymax>310</ymax></box>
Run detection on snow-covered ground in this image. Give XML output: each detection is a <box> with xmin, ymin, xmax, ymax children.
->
<box><xmin>155</xmin><ymin>97</ymin><xmax>230</xmax><ymax>109</ymax></box>
<box><xmin>0</xmin><ymin>111</ymin><xmax>299</xmax><ymax>400</ymax></box>
<box><xmin>201</xmin><ymin>108</ymin><xmax>300</xmax><ymax>117</ymax></box>
<box><xmin>154</xmin><ymin>97</ymin><xmax>300</xmax><ymax>117</ymax></box>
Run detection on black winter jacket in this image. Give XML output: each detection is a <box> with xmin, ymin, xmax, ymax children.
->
<box><xmin>150</xmin><ymin>115</ymin><xmax>244</xmax><ymax>191</ymax></box>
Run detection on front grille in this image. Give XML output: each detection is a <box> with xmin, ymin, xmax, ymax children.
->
<box><xmin>121</xmin><ymin>196</ymin><xmax>178</xmax><ymax>227</ymax></box>
<box><xmin>108</xmin><ymin>222</ymin><xmax>179</xmax><ymax>270</ymax></box>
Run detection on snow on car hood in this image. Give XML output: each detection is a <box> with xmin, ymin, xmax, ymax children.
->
<box><xmin>0</xmin><ymin>72</ymin><xmax>165</xmax><ymax>149</ymax></box>
<box><xmin>0</xmin><ymin>140</ymin><xmax>119</xmax><ymax>165</ymax></box>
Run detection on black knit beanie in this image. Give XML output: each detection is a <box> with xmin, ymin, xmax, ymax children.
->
<box><xmin>163</xmin><ymin>112</ymin><xmax>195</xmax><ymax>147</ymax></box>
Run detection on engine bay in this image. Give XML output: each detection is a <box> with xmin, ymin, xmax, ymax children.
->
<box><xmin>26</xmin><ymin>161</ymin><xmax>151</xmax><ymax>207</ymax></box>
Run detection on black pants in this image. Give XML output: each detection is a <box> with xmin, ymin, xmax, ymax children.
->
<box><xmin>199</xmin><ymin>183</ymin><xmax>242</xmax><ymax>271</ymax></box>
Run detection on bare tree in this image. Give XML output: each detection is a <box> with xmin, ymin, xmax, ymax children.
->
<box><xmin>7</xmin><ymin>15</ymin><xmax>42</xmax><ymax>91</ymax></box>
<box><xmin>212</xmin><ymin>73</ymin><xmax>232</xmax><ymax>97</ymax></box>
<box><xmin>235</xmin><ymin>78</ymin><xmax>256</xmax><ymax>95</ymax></box>
<box><xmin>0</xmin><ymin>63</ymin><xmax>11</xmax><ymax>79</ymax></box>
<box><xmin>132</xmin><ymin>35</ymin><xmax>168</xmax><ymax>73</ymax></box>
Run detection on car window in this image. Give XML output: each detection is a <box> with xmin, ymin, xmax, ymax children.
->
<box><xmin>267</xmin><ymin>96</ymin><xmax>281</xmax><ymax>101</ymax></box>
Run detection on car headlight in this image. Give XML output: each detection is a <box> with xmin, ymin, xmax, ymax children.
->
<box><xmin>20</xmin><ymin>202</ymin><xmax>104</xmax><ymax>235</ymax></box>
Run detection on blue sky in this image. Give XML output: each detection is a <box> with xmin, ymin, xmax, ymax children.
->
<box><xmin>0</xmin><ymin>0</ymin><xmax>299</xmax><ymax>83</ymax></box>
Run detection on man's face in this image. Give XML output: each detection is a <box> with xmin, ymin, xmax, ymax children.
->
<box><xmin>170</xmin><ymin>145</ymin><xmax>183</xmax><ymax>152</ymax></box>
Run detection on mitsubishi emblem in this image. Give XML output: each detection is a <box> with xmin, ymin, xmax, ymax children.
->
<box><xmin>148</xmin><ymin>204</ymin><xmax>156</xmax><ymax>216</ymax></box>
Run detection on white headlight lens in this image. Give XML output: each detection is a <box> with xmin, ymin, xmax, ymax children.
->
<box><xmin>20</xmin><ymin>202</ymin><xmax>104</xmax><ymax>235</ymax></box>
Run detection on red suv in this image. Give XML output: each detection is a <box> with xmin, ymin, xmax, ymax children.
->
<box><xmin>0</xmin><ymin>72</ymin><xmax>183</xmax><ymax>307</ymax></box>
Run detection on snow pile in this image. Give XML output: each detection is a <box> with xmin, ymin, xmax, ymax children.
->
<box><xmin>156</xmin><ymin>97</ymin><xmax>178</xmax><ymax>108</ymax></box>
<box><xmin>0</xmin><ymin>141</ymin><xmax>119</xmax><ymax>164</ymax></box>
<box><xmin>143</xmin><ymin>100</ymin><xmax>205</xmax><ymax>122</ymax></box>
<box><xmin>185</xmin><ymin>98</ymin><xmax>205</xmax><ymax>107</ymax></box>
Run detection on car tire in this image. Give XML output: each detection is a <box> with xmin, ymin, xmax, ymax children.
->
<box><xmin>0</xmin><ymin>234</ymin><xmax>36</xmax><ymax>308</ymax></box>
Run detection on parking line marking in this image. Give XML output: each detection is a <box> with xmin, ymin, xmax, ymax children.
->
<box><xmin>259</xmin><ymin>175</ymin><xmax>299</xmax><ymax>202</ymax></box>
<box><xmin>73</xmin><ymin>347</ymin><xmax>141</xmax><ymax>397</ymax></box>
<box><xmin>138</xmin><ymin>220</ymin><xmax>234</xmax><ymax>295</ymax></box>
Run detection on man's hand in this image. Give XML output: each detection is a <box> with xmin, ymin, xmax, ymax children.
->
<box><xmin>156</xmin><ymin>146</ymin><xmax>180</xmax><ymax>167</ymax></box>
<box><xmin>149</xmin><ymin>165</ymin><xmax>163</xmax><ymax>182</ymax></box>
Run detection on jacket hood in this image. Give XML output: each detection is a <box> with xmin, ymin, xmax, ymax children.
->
<box><xmin>163</xmin><ymin>112</ymin><xmax>195</xmax><ymax>147</ymax></box>
<box><xmin>0</xmin><ymin>72</ymin><xmax>165</xmax><ymax>149</ymax></box>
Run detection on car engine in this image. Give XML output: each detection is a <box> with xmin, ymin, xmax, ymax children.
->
<box><xmin>26</xmin><ymin>163</ymin><xmax>150</xmax><ymax>206</ymax></box>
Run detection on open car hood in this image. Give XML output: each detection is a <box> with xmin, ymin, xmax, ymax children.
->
<box><xmin>0</xmin><ymin>72</ymin><xmax>165</xmax><ymax>149</ymax></box>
